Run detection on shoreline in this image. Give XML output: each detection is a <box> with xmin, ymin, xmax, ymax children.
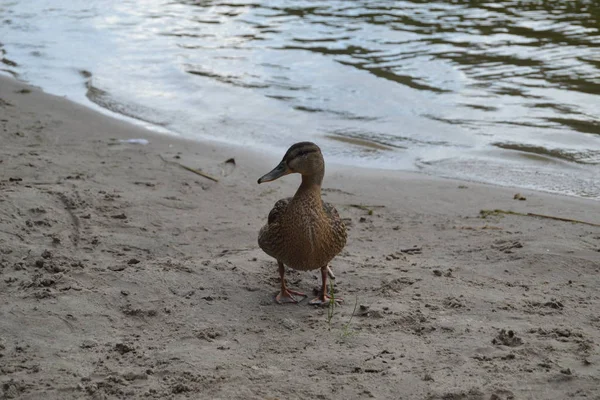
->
<box><xmin>1</xmin><ymin>75</ymin><xmax>599</xmax><ymax>399</ymax></box>
<box><xmin>3</xmin><ymin>73</ymin><xmax>599</xmax><ymax>203</ymax></box>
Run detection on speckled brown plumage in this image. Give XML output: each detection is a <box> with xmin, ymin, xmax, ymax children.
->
<box><xmin>257</xmin><ymin>142</ymin><xmax>347</xmax><ymax>304</ymax></box>
<box><xmin>258</xmin><ymin>192</ymin><xmax>347</xmax><ymax>272</ymax></box>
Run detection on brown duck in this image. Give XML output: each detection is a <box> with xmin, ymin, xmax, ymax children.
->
<box><xmin>257</xmin><ymin>142</ymin><xmax>347</xmax><ymax>305</ymax></box>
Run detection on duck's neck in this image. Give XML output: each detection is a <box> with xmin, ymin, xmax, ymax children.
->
<box><xmin>294</xmin><ymin>171</ymin><xmax>324</xmax><ymax>201</ymax></box>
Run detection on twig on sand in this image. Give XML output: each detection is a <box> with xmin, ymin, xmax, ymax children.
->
<box><xmin>326</xmin><ymin>265</ymin><xmax>336</xmax><ymax>280</ymax></box>
<box><xmin>346</xmin><ymin>203</ymin><xmax>385</xmax><ymax>216</ymax></box>
<box><xmin>526</xmin><ymin>212</ymin><xmax>600</xmax><ymax>227</ymax></box>
<box><xmin>480</xmin><ymin>209</ymin><xmax>600</xmax><ymax>227</ymax></box>
<box><xmin>399</xmin><ymin>247</ymin><xmax>422</xmax><ymax>254</ymax></box>
<box><xmin>346</xmin><ymin>204</ymin><xmax>385</xmax><ymax>211</ymax></box>
<box><xmin>29</xmin><ymin>180</ymin><xmax>63</xmax><ymax>185</ymax></box>
<box><xmin>158</xmin><ymin>155</ymin><xmax>219</xmax><ymax>183</ymax></box>
<box><xmin>178</xmin><ymin>164</ymin><xmax>219</xmax><ymax>183</ymax></box>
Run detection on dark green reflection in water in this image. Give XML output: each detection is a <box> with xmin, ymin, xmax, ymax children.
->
<box><xmin>179</xmin><ymin>0</ymin><xmax>599</xmax><ymax>149</ymax></box>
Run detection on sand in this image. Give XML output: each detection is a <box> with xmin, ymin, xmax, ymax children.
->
<box><xmin>1</xmin><ymin>75</ymin><xmax>599</xmax><ymax>400</ymax></box>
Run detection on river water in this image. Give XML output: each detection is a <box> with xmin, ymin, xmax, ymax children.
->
<box><xmin>1</xmin><ymin>0</ymin><xmax>599</xmax><ymax>197</ymax></box>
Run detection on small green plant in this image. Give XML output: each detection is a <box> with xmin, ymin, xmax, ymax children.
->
<box><xmin>326</xmin><ymin>280</ymin><xmax>358</xmax><ymax>338</ymax></box>
<box><xmin>326</xmin><ymin>279</ymin><xmax>336</xmax><ymax>331</ymax></box>
<box><xmin>341</xmin><ymin>297</ymin><xmax>359</xmax><ymax>339</ymax></box>
<box><xmin>479</xmin><ymin>209</ymin><xmax>509</xmax><ymax>218</ymax></box>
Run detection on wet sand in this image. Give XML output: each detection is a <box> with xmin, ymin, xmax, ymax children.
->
<box><xmin>1</xmin><ymin>76</ymin><xmax>599</xmax><ymax>400</ymax></box>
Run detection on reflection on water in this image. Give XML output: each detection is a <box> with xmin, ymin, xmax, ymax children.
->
<box><xmin>0</xmin><ymin>0</ymin><xmax>599</xmax><ymax>197</ymax></box>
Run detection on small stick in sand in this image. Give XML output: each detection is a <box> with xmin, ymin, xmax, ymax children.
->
<box><xmin>158</xmin><ymin>155</ymin><xmax>219</xmax><ymax>183</ymax></box>
<box><xmin>526</xmin><ymin>212</ymin><xmax>600</xmax><ymax>227</ymax></box>
<box><xmin>480</xmin><ymin>209</ymin><xmax>600</xmax><ymax>228</ymax></box>
<box><xmin>399</xmin><ymin>247</ymin><xmax>422</xmax><ymax>254</ymax></box>
<box><xmin>327</xmin><ymin>265</ymin><xmax>335</xmax><ymax>280</ymax></box>
<box><xmin>177</xmin><ymin>164</ymin><xmax>219</xmax><ymax>183</ymax></box>
<box><xmin>346</xmin><ymin>204</ymin><xmax>385</xmax><ymax>211</ymax></box>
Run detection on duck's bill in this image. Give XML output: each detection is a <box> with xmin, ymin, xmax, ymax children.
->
<box><xmin>257</xmin><ymin>161</ymin><xmax>291</xmax><ymax>184</ymax></box>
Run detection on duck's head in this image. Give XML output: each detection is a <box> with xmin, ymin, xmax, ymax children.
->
<box><xmin>258</xmin><ymin>142</ymin><xmax>324</xmax><ymax>184</ymax></box>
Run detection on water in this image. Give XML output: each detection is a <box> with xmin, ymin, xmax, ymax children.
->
<box><xmin>1</xmin><ymin>0</ymin><xmax>599</xmax><ymax>198</ymax></box>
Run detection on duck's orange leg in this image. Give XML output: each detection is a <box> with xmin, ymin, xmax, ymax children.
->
<box><xmin>309</xmin><ymin>265</ymin><xmax>343</xmax><ymax>306</ymax></box>
<box><xmin>275</xmin><ymin>261</ymin><xmax>306</xmax><ymax>304</ymax></box>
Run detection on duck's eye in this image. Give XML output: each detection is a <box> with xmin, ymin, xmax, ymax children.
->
<box><xmin>296</xmin><ymin>149</ymin><xmax>317</xmax><ymax>158</ymax></box>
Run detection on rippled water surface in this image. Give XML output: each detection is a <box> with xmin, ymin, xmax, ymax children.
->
<box><xmin>1</xmin><ymin>0</ymin><xmax>599</xmax><ymax>197</ymax></box>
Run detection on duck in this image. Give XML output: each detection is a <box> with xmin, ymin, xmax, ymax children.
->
<box><xmin>257</xmin><ymin>142</ymin><xmax>347</xmax><ymax>305</ymax></box>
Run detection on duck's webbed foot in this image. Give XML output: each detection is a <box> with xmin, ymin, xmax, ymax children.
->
<box><xmin>309</xmin><ymin>293</ymin><xmax>344</xmax><ymax>306</ymax></box>
<box><xmin>275</xmin><ymin>288</ymin><xmax>307</xmax><ymax>304</ymax></box>
<box><xmin>274</xmin><ymin>261</ymin><xmax>307</xmax><ymax>304</ymax></box>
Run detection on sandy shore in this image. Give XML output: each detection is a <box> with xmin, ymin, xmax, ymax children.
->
<box><xmin>1</xmin><ymin>75</ymin><xmax>599</xmax><ymax>400</ymax></box>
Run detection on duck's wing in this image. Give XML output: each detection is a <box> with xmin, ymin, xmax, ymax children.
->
<box><xmin>268</xmin><ymin>197</ymin><xmax>292</xmax><ymax>225</ymax></box>
<box><xmin>323</xmin><ymin>201</ymin><xmax>347</xmax><ymax>245</ymax></box>
<box><xmin>323</xmin><ymin>201</ymin><xmax>341</xmax><ymax>221</ymax></box>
